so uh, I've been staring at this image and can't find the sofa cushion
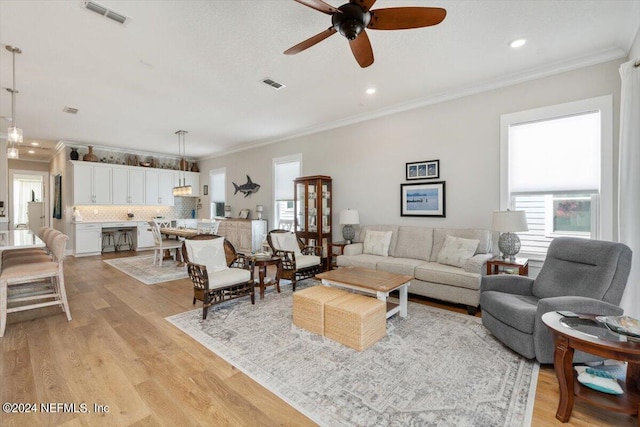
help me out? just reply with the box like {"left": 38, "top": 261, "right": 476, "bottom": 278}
{"left": 363, "top": 230, "right": 392, "bottom": 257}
{"left": 393, "top": 226, "right": 433, "bottom": 261}
{"left": 357, "top": 225, "right": 399, "bottom": 254}
{"left": 336, "top": 254, "right": 382, "bottom": 270}
{"left": 479, "top": 291, "right": 539, "bottom": 334}
{"left": 437, "top": 235, "right": 480, "bottom": 268}
{"left": 414, "top": 262, "right": 481, "bottom": 291}
{"left": 430, "top": 228, "right": 492, "bottom": 262}
{"left": 376, "top": 257, "right": 426, "bottom": 276}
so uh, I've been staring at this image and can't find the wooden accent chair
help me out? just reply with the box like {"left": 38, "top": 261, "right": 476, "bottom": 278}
{"left": 267, "top": 229, "right": 322, "bottom": 291}
{"left": 0, "top": 233, "right": 72, "bottom": 337}
{"left": 182, "top": 235, "right": 255, "bottom": 319}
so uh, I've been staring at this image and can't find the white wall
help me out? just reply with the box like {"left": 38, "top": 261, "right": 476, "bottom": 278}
{"left": 196, "top": 59, "right": 625, "bottom": 241}
{"left": 629, "top": 27, "right": 640, "bottom": 61}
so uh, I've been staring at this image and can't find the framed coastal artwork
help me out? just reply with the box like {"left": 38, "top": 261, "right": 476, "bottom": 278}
{"left": 400, "top": 181, "right": 446, "bottom": 217}
{"left": 406, "top": 159, "right": 439, "bottom": 180}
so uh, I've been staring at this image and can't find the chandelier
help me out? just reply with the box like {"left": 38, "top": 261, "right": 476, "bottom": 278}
{"left": 5, "top": 45, "right": 23, "bottom": 159}
{"left": 172, "top": 130, "right": 192, "bottom": 196}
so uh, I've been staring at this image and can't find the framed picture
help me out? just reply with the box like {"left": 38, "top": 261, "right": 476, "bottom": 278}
{"left": 400, "top": 181, "right": 446, "bottom": 217}
{"left": 203, "top": 185, "right": 208, "bottom": 196}
{"left": 238, "top": 209, "right": 250, "bottom": 219}
{"left": 406, "top": 159, "right": 439, "bottom": 180}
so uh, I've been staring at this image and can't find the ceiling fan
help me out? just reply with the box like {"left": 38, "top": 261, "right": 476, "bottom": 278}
{"left": 284, "top": 0, "right": 446, "bottom": 68}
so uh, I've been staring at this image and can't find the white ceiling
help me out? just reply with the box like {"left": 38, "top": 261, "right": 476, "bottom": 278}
{"left": 1, "top": 0, "right": 638, "bottom": 161}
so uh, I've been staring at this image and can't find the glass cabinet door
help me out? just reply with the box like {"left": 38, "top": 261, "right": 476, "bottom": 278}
{"left": 296, "top": 182, "right": 306, "bottom": 231}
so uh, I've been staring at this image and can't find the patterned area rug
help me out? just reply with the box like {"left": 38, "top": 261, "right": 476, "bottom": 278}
{"left": 104, "top": 255, "right": 188, "bottom": 285}
{"left": 167, "top": 280, "right": 539, "bottom": 426}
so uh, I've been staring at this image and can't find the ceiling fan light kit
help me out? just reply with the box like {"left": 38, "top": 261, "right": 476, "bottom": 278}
{"left": 285, "top": 0, "right": 446, "bottom": 68}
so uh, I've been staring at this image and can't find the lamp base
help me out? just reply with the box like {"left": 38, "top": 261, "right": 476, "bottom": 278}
{"left": 498, "top": 232, "right": 521, "bottom": 262}
{"left": 342, "top": 224, "right": 355, "bottom": 244}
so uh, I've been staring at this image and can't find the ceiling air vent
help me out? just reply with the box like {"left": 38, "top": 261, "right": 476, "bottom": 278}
{"left": 262, "top": 78, "right": 286, "bottom": 91}
{"left": 83, "top": 1, "right": 129, "bottom": 25}
{"left": 63, "top": 106, "right": 79, "bottom": 114}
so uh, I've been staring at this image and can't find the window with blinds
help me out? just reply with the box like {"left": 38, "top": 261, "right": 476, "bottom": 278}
{"left": 273, "top": 154, "right": 301, "bottom": 230}
{"left": 209, "top": 168, "right": 226, "bottom": 218}
{"left": 500, "top": 96, "right": 613, "bottom": 260}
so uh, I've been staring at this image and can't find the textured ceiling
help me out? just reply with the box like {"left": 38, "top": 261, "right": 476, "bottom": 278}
{"left": 0, "top": 0, "right": 638, "bottom": 160}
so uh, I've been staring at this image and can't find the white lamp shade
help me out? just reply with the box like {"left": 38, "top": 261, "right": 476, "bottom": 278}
{"left": 339, "top": 209, "right": 359, "bottom": 225}
{"left": 492, "top": 210, "right": 528, "bottom": 232}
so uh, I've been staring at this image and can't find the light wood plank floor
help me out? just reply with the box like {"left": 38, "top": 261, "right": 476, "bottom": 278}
{"left": 0, "top": 251, "right": 636, "bottom": 426}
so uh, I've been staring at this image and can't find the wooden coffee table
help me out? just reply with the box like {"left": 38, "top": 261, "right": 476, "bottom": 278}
{"left": 542, "top": 311, "right": 640, "bottom": 423}
{"left": 315, "top": 267, "right": 412, "bottom": 318}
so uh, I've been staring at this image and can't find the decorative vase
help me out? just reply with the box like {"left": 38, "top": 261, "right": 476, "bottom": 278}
{"left": 180, "top": 158, "right": 188, "bottom": 171}
{"left": 70, "top": 148, "right": 79, "bottom": 160}
{"left": 83, "top": 146, "right": 98, "bottom": 162}
{"left": 190, "top": 162, "right": 199, "bottom": 172}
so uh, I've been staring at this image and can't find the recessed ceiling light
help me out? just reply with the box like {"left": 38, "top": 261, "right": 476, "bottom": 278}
{"left": 509, "top": 38, "right": 527, "bottom": 48}
{"left": 28, "top": 150, "right": 35, "bottom": 154}
{"left": 31, "top": 141, "right": 39, "bottom": 146}
{"left": 366, "top": 87, "right": 376, "bottom": 95}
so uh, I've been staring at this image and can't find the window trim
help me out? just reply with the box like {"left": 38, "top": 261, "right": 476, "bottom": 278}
{"left": 500, "top": 95, "right": 613, "bottom": 258}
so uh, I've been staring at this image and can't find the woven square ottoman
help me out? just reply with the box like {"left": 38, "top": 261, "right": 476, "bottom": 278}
{"left": 324, "top": 293, "right": 386, "bottom": 351}
{"left": 293, "top": 285, "right": 348, "bottom": 335}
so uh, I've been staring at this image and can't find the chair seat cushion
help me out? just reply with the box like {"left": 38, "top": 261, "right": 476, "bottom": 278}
{"left": 208, "top": 268, "right": 251, "bottom": 290}
{"left": 296, "top": 255, "right": 321, "bottom": 269}
{"left": 160, "top": 239, "right": 183, "bottom": 248}
{"left": 480, "top": 291, "right": 539, "bottom": 334}
{"left": 1, "top": 261, "right": 59, "bottom": 282}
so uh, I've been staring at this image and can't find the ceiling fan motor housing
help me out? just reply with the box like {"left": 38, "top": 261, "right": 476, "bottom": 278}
{"left": 332, "top": 3, "right": 371, "bottom": 40}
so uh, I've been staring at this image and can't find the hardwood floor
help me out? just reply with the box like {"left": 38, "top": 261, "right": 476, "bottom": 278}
{"left": 1, "top": 252, "right": 636, "bottom": 426}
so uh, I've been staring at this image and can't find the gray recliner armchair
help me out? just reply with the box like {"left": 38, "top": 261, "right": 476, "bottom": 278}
{"left": 480, "top": 237, "right": 632, "bottom": 364}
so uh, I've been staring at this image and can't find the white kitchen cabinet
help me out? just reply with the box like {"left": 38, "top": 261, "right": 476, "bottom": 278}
{"left": 175, "top": 171, "right": 201, "bottom": 197}
{"left": 72, "top": 162, "right": 112, "bottom": 205}
{"left": 112, "top": 166, "right": 145, "bottom": 205}
{"left": 145, "top": 169, "right": 175, "bottom": 206}
{"left": 136, "top": 221, "right": 155, "bottom": 249}
{"left": 74, "top": 223, "right": 102, "bottom": 256}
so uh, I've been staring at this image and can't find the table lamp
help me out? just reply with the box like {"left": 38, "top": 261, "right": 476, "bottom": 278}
{"left": 492, "top": 210, "right": 528, "bottom": 261}
{"left": 256, "top": 205, "right": 264, "bottom": 220}
{"left": 339, "top": 209, "right": 359, "bottom": 244}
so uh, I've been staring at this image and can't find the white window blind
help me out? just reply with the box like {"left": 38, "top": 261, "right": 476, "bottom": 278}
{"left": 210, "top": 169, "right": 225, "bottom": 203}
{"left": 509, "top": 112, "right": 600, "bottom": 194}
{"left": 274, "top": 160, "right": 300, "bottom": 201}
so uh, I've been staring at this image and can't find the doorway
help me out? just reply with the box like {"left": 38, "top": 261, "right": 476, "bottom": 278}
{"left": 8, "top": 170, "right": 50, "bottom": 231}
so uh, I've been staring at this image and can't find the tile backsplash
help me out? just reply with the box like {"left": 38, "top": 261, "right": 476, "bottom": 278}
{"left": 74, "top": 197, "right": 198, "bottom": 221}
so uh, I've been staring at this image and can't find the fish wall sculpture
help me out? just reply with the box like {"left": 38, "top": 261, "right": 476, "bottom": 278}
{"left": 233, "top": 175, "right": 261, "bottom": 197}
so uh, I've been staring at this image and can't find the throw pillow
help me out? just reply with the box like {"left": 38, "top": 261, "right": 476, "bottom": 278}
{"left": 436, "top": 235, "right": 480, "bottom": 268}
{"left": 273, "top": 233, "right": 302, "bottom": 255}
{"left": 363, "top": 230, "right": 393, "bottom": 257}
{"left": 185, "top": 238, "right": 228, "bottom": 273}
{"left": 576, "top": 367, "right": 623, "bottom": 395}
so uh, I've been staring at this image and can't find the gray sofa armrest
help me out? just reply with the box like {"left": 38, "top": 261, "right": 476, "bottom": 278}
{"left": 343, "top": 243, "right": 363, "bottom": 256}
{"left": 463, "top": 253, "right": 494, "bottom": 274}
{"left": 480, "top": 274, "right": 534, "bottom": 296}
{"left": 536, "top": 296, "right": 624, "bottom": 317}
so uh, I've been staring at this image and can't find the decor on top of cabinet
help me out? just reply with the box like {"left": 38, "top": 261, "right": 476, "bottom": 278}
{"left": 233, "top": 175, "right": 261, "bottom": 197}
{"left": 70, "top": 148, "right": 79, "bottom": 160}
{"left": 190, "top": 162, "right": 199, "bottom": 172}
{"left": 83, "top": 146, "right": 98, "bottom": 162}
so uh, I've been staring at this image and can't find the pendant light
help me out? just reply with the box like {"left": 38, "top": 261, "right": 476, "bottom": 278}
{"left": 172, "top": 130, "right": 192, "bottom": 196}
{"left": 5, "top": 45, "right": 23, "bottom": 159}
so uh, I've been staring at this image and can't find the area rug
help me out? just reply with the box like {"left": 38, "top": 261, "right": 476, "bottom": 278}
{"left": 103, "top": 255, "right": 188, "bottom": 285}
{"left": 166, "top": 280, "right": 539, "bottom": 426}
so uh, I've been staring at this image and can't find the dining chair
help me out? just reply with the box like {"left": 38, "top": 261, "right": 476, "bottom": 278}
{"left": 148, "top": 221, "right": 183, "bottom": 266}
{"left": 1, "top": 228, "right": 60, "bottom": 266}
{"left": 0, "top": 233, "right": 72, "bottom": 337}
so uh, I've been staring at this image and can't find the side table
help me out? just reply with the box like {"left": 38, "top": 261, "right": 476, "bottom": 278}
{"left": 251, "top": 255, "right": 282, "bottom": 300}
{"left": 542, "top": 311, "right": 640, "bottom": 422}
{"left": 330, "top": 241, "right": 348, "bottom": 270}
{"left": 486, "top": 257, "right": 529, "bottom": 276}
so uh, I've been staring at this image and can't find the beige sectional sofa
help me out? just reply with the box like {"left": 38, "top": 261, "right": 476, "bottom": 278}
{"left": 336, "top": 225, "right": 493, "bottom": 314}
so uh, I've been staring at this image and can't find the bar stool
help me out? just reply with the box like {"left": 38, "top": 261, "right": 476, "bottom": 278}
{"left": 116, "top": 229, "right": 134, "bottom": 252}
{"left": 102, "top": 230, "right": 116, "bottom": 253}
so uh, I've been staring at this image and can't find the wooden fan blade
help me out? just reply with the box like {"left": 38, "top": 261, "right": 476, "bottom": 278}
{"left": 349, "top": 0, "right": 377, "bottom": 12}
{"left": 284, "top": 27, "right": 337, "bottom": 55}
{"left": 294, "top": 0, "right": 339, "bottom": 15}
{"left": 368, "top": 7, "right": 446, "bottom": 30}
{"left": 349, "top": 30, "right": 374, "bottom": 68}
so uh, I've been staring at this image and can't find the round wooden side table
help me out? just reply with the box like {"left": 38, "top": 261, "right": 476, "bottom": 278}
{"left": 541, "top": 311, "right": 640, "bottom": 423}
{"left": 251, "top": 255, "right": 282, "bottom": 300}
